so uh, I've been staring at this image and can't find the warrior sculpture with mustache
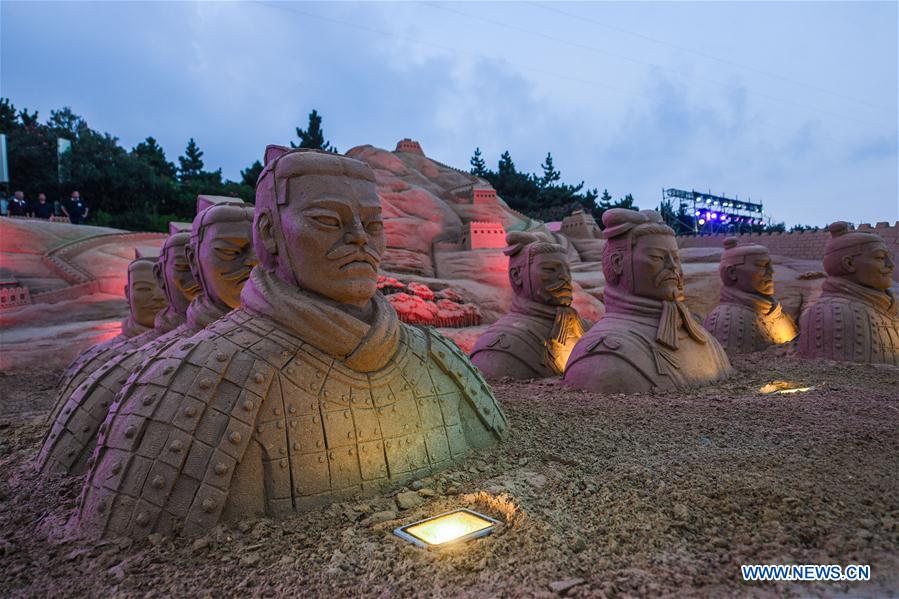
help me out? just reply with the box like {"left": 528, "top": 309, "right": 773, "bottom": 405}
{"left": 704, "top": 237, "right": 798, "bottom": 354}
{"left": 564, "top": 209, "right": 732, "bottom": 393}
{"left": 74, "top": 148, "right": 507, "bottom": 541}
{"left": 39, "top": 207, "right": 256, "bottom": 477}
{"left": 471, "top": 231, "right": 589, "bottom": 379}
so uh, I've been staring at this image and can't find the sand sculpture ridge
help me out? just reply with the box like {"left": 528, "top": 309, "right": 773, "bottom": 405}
{"left": 798, "top": 221, "right": 898, "bottom": 364}
{"left": 564, "top": 209, "right": 733, "bottom": 393}
{"left": 75, "top": 148, "right": 508, "bottom": 540}
{"left": 703, "top": 237, "right": 798, "bottom": 353}
{"left": 471, "top": 231, "right": 587, "bottom": 379}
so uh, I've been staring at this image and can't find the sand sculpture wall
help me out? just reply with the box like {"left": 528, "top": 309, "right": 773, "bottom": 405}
{"left": 676, "top": 222, "right": 899, "bottom": 281}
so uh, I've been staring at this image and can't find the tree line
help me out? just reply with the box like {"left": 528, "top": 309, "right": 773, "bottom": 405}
{"left": 469, "top": 147, "right": 638, "bottom": 223}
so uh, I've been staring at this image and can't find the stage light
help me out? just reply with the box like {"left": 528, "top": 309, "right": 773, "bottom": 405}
{"left": 394, "top": 509, "right": 500, "bottom": 549}
{"left": 695, "top": 210, "right": 701, "bottom": 216}
{"left": 698, "top": 218, "right": 706, "bottom": 225}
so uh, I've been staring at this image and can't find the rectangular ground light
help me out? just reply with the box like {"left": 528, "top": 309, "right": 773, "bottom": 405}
{"left": 394, "top": 508, "right": 500, "bottom": 549}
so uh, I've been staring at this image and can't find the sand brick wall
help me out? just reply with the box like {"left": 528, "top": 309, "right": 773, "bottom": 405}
{"left": 676, "top": 222, "right": 899, "bottom": 281}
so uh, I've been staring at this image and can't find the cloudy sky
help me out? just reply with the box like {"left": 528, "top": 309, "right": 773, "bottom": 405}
{"left": 2, "top": 1, "right": 897, "bottom": 226}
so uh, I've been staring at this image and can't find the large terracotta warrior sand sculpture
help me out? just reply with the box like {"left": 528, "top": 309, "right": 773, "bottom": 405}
{"left": 798, "top": 222, "right": 898, "bottom": 364}
{"left": 471, "top": 231, "right": 587, "bottom": 379}
{"left": 40, "top": 205, "right": 256, "bottom": 476}
{"left": 703, "top": 238, "right": 798, "bottom": 353}
{"left": 564, "top": 209, "right": 732, "bottom": 394}
{"left": 54, "top": 256, "right": 166, "bottom": 417}
{"left": 76, "top": 149, "right": 507, "bottom": 540}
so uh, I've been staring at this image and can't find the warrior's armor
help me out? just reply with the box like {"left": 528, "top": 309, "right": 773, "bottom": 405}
{"left": 52, "top": 257, "right": 164, "bottom": 425}
{"left": 472, "top": 306, "right": 586, "bottom": 378}
{"left": 798, "top": 278, "right": 899, "bottom": 364}
{"left": 704, "top": 287, "right": 798, "bottom": 353}
{"left": 566, "top": 286, "right": 732, "bottom": 392}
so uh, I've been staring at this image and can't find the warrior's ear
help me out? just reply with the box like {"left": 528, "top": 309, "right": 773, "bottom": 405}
{"left": 725, "top": 264, "right": 738, "bottom": 284}
{"left": 185, "top": 243, "right": 200, "bottom": 281}
{"left": 152, "top": 261, "right": 165, "bottom": 289}
{"left": 841, "top": 253, "right": 856, "bottom": 273}
{"left": 509, "top": 265, "right": 523, "bottom": 288}
{"left": 256, "top": 209, "right": 278, "bottom": 257}
{"left": 609, "top": 250, "right": 624, "bottom": 276}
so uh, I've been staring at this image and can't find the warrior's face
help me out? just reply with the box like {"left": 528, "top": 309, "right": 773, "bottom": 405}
{"left": 845, "top": 241, "right": 895, "bottom": 291}
{"left": 529, "top": 251, "right": 573, "bottom": 307}
{"left": 280, "top": 174, "right": 385, "bottom": 309}
{"left": 127, "top": 263, "right": 166, "bottom": 327}
{"left": 733, "top": 252, "right": 775, "bottom": 296}
{"left": 157, "top": 242, "right": 200, "bottom": 314}
{"left": 629, "top": 233, "right": 683, "bottom": 301}
{"left": 191, "top": 220, "right": 257, "bottom": 309}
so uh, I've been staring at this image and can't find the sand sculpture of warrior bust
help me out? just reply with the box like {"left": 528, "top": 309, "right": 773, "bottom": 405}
{"left": 703, "top": 238, "right": 798, "bottom": 353}
{"left": 76, "top": 148, "right": 508, "bottom": 540}
{"left": 54, "top": 256, "right": 167, "bottom": 419}
{"left": 40, "top": 205, "right": 256, "bottom": 477}
{"left": 564, "top": 209, "right": 732, "bottom": 394}
{"left": 471, "top": 231, "right": 587, "bottom": 379}
{"left": 798, "top": 222, "right": 898, "bottom": 364}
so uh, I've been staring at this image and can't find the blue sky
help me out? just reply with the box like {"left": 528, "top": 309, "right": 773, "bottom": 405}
{"left": 2, "top": 1, "right": 897, "bottom": 226}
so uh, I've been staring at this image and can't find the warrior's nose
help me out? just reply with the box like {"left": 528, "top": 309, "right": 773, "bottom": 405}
{"left": 344, "top": 223, "right": 367, "bottom": 246}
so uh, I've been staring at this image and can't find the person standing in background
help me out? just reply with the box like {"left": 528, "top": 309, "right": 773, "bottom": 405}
{"left": 62, "top": 190, "right": 88, "bottom": 224}
{"left": 33, "top": 193, "right": 54, "bottom": 219}
{"left": 8, "top": 190, "right": 29, "bottom": 216}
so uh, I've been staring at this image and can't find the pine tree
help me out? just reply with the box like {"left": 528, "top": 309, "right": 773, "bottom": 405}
{"left": 132, "top": 136, "right": 176, "bottom": 179}
{"left": 599, "top": 189, "right": 613, "bottom": 208}
{"left": 469, "top": 147, "right": 488, "bottom": 176}
{"left": 178, "top": 138, "right": 205, "bottom": 182}
{"left": 539, "top": 152, "right": 561, "bottom": 188}
{"left": 291, "top": 109, "right": 336, "bottom": 152}
{"left": 615, "top": 193, "right": 637, "bottom": 210}
{"left": 497, "top": 151, "right": 516, "bottom": 178}
{"left": 0, "top": 98, "right": 18, "bottom": 132}
{"left": 241, "top": 160, "right": 264, "bottom": 188}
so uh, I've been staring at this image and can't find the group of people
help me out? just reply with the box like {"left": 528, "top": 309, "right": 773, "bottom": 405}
{"left": 35, "top": 146, "right": 897, "bottom": 544}
{"left": 0, "top": 190, "right": 89, "bottom": 223}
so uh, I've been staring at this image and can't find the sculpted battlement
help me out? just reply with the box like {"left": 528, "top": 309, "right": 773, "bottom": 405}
{"left": 460, "top": 221, "right": 507, "bottom": 250}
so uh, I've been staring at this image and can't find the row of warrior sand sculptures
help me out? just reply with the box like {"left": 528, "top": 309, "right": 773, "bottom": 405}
{"left": 39, "top": 148, "right": 898, "bottom": 542}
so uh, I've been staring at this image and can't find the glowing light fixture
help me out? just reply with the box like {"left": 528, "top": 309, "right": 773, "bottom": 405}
{"left": 394, "top": 508, "right": 499, "bottom": 549}
{"left": 698, "top": 218, "right": 706, "bottom": 225}
{"left": 759, "top": 381, "right": 815, "bottom": 395}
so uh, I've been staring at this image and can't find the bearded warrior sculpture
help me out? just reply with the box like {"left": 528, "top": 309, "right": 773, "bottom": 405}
{"left": 75, "top": 149, "right": 507, "bottom": 540}
{"left": 471, "top": 231, "right": 587, "bottom": 379}
{"left": 54, "top": 256, "right": 166, "bottom": 419}
{"left": 40, "top": 205, "right": 255, "bottom": 476}
{"left": 703, "top": 238, "right": 798, "bottom": 353}
{"left": 564, "top": 209, "right": 732, "bottom": 394}
{"left": 798, "top": 222, "right": 898, "bottom": 364}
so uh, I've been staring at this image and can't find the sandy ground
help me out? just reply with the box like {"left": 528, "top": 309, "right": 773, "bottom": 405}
{"left": 1, "top": 349, "right": 897, "bottom": 598}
